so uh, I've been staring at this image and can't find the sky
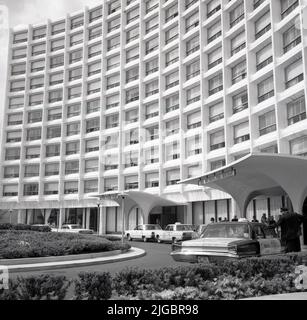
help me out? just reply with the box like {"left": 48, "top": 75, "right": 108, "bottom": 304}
{"left": 0, "top": 0, "right": 103, "bottom": 143}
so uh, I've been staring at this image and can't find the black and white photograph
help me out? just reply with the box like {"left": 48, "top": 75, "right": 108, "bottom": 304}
{"left": 0, "top": 0, "right": 307, "bottom": 309}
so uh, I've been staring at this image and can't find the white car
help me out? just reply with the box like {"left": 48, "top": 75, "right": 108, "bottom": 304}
{"left": 54, "top": 224, "right": 94, "bottom": 234}
{"left": 125, "top": 224, "right": 162, "bottom": 242}
{"left": 155, "top": 223, "right": 196, "bottom": 243}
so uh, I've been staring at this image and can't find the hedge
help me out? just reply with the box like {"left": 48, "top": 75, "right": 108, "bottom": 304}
{"left": 0, "top": 223, "right": 51, "bottom": 233}
{"left": 1, "top": 253, "right": 306, "bottom": 300}
{"left": 0, "top": 230, "right": 130, "bottom": 259}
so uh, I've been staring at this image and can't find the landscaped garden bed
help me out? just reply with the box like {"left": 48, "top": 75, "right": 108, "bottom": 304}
{"left": 1, "top": 253, "right": 306, "bottom": 300}
{"left": 0, "top": 230, "right": 130, "bottom": 259}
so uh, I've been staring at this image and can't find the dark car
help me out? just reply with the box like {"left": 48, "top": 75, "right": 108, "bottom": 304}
{"left": 171, "top": 222, "right": 282, "bottom": 263}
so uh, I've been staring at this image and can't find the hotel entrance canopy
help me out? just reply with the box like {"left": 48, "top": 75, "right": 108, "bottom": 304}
{"left": 180, "top": 153, "right": 307, "bottom": 216}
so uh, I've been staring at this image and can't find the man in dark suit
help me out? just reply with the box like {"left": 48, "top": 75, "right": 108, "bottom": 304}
{"left": 273, "top": 208, "right": 304, "bottom": 253}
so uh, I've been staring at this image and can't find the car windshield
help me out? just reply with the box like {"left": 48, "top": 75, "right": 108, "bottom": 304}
{"left": 176, "top": 225, "right": 194, "bottom": 231}
{"left": 145, "top": 225, "right": 162, "bottom": 230}
{"left": 70, "top": 225, "right": 81, "bottom": 229}
{"left": 201, "top": 223, "right": 250, "bottom": 239}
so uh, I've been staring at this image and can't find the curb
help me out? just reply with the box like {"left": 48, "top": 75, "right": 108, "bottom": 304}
{"left": 2, "top": 248, "right": 146, "bottom": 273}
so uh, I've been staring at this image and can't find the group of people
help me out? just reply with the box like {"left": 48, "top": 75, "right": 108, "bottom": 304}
{"left": 209, "top": 208, "right": 305, "bottom": 253}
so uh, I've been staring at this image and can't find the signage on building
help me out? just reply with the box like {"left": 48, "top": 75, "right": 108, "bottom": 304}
{"left": 202, "top": 167, "right": 236, "bottom": 184}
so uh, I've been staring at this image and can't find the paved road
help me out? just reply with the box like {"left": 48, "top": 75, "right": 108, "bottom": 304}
{"left": 10, "top": 241, "right": 190, "bottom": 280}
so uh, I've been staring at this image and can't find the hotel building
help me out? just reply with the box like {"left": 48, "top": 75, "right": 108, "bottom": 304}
{"left": 0, "top": 0, "right": 307, "bottom": 235}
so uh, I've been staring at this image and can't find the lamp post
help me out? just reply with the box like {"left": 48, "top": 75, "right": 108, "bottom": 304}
{"left": 9, "top": 209, "right": 13, "bottom": 224}
{"left": 119, "top": 193, "right": 126, "bottom": 245}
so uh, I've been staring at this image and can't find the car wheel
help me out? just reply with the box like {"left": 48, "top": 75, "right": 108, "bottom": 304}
{"left": 127, "top": 234, "right": 132, "bottom": 241}
{"left": 156, "top": 235, "right": 161, "bottom": 243}
{"left": 143, "top": 236, "right": 148, "bottom": 242}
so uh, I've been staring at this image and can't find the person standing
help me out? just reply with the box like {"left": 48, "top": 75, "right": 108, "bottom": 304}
{"left": 261, "top": 213, "right": 268, "bottom": 225}
{"left": 231, "top": 216, "right": 238, "bottom": 222}
{"left": 210, "top": 217, "right": 215, "bottom": 223}
{"left": 273, "top": 208, "right": 304, "bottom": 253}
{"left": 252, "top": 215, "right": 259, "bottom": 223}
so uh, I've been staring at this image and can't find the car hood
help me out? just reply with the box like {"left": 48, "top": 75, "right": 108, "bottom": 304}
{"left": 181, "top": 237, "right": 247, "bottom": 248}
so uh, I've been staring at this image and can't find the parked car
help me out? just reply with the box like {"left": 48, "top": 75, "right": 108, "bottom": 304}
{"left": 125, "top": 224, "right": 162, "bottom": 242}
{"left": 155, "top": 223, "right": 197, "bottom": 243}
{"left": 171, "top": 222, "right": 282, "bottom": 263}
{"left": 53, "top": 224, "right": 94, "bottom": 234}
{"left": 195, "top": 224, "right": 207, "bottom": 238}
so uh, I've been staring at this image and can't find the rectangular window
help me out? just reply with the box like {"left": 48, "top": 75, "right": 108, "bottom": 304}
{"left": 145, "top": 172, "right": 159, "bottom": 188}
{"left": 231, "top": 31, "right": 246, "bottom": 56}
{"left": 86, "top": 118, "right": 100, "bottom": 133}
{"left": 285, "top": 58, "right": 304, "bottom": 89}
{"left": 89, "top": 7, "right": 102, "bottom": 22}
{"left": 165, "top": 118, "right": 179, "bottom": 135}
{"left": 146, "top": 125, "right": 159, "bottom": 141}
{"left": 108, "top": 17, "right": 120, "bottom": 33}
{"left": 230, "top": 2, "right": 244, "bottom": 28}
{"left": 233, "top": 91, "right": 248, "bottom": 114}
{"left": 166, "top": 169, "right": 180, "bottom": 186}
{"left": 10, "top": 80, "right": 25, "bottom": 92}
{"left": 146, "top": 80, "right": 159, "bottom": 97}
{"left": 45, "top": 163, "right": 60, "bottom": 177}
{"left": 47, "top": 126, "right": 61, "bottom": 139}
{"left": 86, "top": 139, "right": 99, "bottom": 153}
{"left": 290, "top": 136, "right": 307, "bottom": 156}
{"left": 124, "top": 151, "right": 138, "bottom": 168}
{"left": 68, "top": 85, "right": 82, "bottom": 99}
{"left": 165, "top": 25, "right": 178, "bottom": 44}
{"left": 186, "top": 135, "right": 202, "bottom": 156}
{"left": 88, "top": 26, "right": 102, "bottom": 40}
{"left": 85, "top": 159, "right": 99, "bottom": 173}
{"left": 88, "top": 61, "right": 101, "bottom": 77}
{"left": 9, "top": 96, "right": 24, "bottom": 109}
{"left": 259, "top": 110, "right": 276, "bottom": 136}
{"left": 70, "top": 32, "right": 83, "bottom": 46}
{"left": 255, "top": 11, "right": 271, "bottom": 40}
{"left": 187, "top": 111, "right": 201, "bottom": 129}
{"left": 208, "top": 21, "right": 221, "bottom": 43}
{"left": 166, "top": 47, "right": 179, "bottom": 67}
{"left": 29, "top": 93, "right": 43, "bottom": 106}
{"left": 185, "top": 11, "right": 199, "bottom": 33}
{"left": 64, "top": 181, "right": 78, "bottom": 194}
{"left": 146, "top": 15, "right": 158, "bottom": 33}
{"left": 27, "top": 127, "right": 41, "bottom": 141}
{"left": 66, "top": 141, "right": 80, "bottom": 155}
{"left": 207, "top": 0, "right": 221, "bottom": 18}
{"left": 88, "top": 81, "right": 100, "bottom": 95}
{"left": 234, "top": 121, "right": 250, "bottom": 144}
{"left": 69, "top": 67, "right": 82, "bottom": 81}
{"left": 32, "top": 43, "right": 46, "bottom": 56}
{"left": 186, "top": 36, "right": 199, "bottom": 56}
{"left": 208, "top": 46, "right": 222, "bottom": 69}
{"left": 146, "top": 59, "right": 159, "bottom": 75}
{"left": 256, "top": 44, "right": 273, "bottom": 71}
{"left": 66, "top": 122, "right": 80, "bottom": 136}
{"left": 126, "top": 67, "right": 139, "bottom": 84}
{"left": 30, "top": 76, "right": 44, "bottom": 89}
{"left": 70, "top": 49, "right": 83, "bottom": 63}
{"left": 51, "top": 21, "right": 65, "bottom": 35}
{"left": 165, "top": 71, "right": 179, "bottom": 89}
{"left": 3, "top": 185, "right": 18, "bottom": 197}
{"left": 187, "top": 85, "right": 200, "bottom": 105}
{"left": 12, "top": 47, "right": 27, "bottom": 59}
{"left": 6, "top": 131, "right": 22, "bottom": 143}
{"left": 104, "top": 154, "right": 118, "bottom": 170}
{"left": 210, "top": 130, "right": 225, "bottom": 150}
{"left": 50, "top": 55, "right": 64, "bottom": 68}
{"left": 49, "top": 72, "right": 63, "bottom": 86}
{"left": 106, "top": 114, "right": 119, "bottom": 129}
{"left": 209, "top": 102, "right": 224, "bottom": 123}
{"left": 287, "top": 96, "right": 306, "bottom": 126}
{"left": 146, "top": 102, "right": 159, "bottom": 119}
{"left": 232, "top": 60, "right": 246, "bottom": 84}
{"left": 67, "top": 104, "right": 81, "bottom": 118}
{"left": 31, "top": 59, "right": 45, "bottom": 72}
{"left": 166, "top": 94, "right": 179, "bottom": 112}
{"left": 283, "top": 25, "right": 301, "bottom": 54}
{"left": 108, "top": 0, "right": 120, "bottom": 14}
{"left": 24, "top": 183, "right": 39, "bottom": 196}
{"left": 187, "top": 165, "right": 201, "bottom": 179}
{"left": 144, "top": 146, "right": 159, "bottom": 164}
{"left": 107, "top": 74, "right": 120, "bottom": 89}
{"left": 125, "top": 109, "right": 138, "bottom": 124}
{"left": 165, "top": 4, "right": 178, "bottom": 23}
{"left": 44, "top": 183, "right": 59, "bottom": 195}
{"left": 107, "top": 55, "right": 120, "bottom": 71}
{"left": 11, "top": 63, "right": 26, "bottom": 76}
{"left": 281, "top": 0, "right": 299, "bottom": 19}
{"left": 146, "top": 37, "right": 158, "bottom": 54}
{"left": 146, "top": 0, "right": 159, "bottom": 14}
{"left": 84, "top": 180, "right": 98, "bottom": 193}
{"left": 26, "top": 146, "right": 40, "bottom": 159}
{"left": 71, "top": 15, "right": 84, "bottom": 29}
{"left": 8, "top": 113, "right": 23, "bottom": 126}
{"left": 209, "top": 74, "right": 223, "bottom": 95}
{"left": 65, "top": 161, "right": 79, "bottom": 175}
{"left": 108, "top": 36, "right": 120, "bottom": 51}
{"left": 24, "top": 165, "right": 39, "bottom": 178}
{"left": 127, "top": 27, "right": 139, "bottom": 44}
{"left": 106, "top": 94, "right": 119, "bottom": 109}
{"left": 4, "top": 166, "right": 19, "bottom": 179}
{"left": 87, "top": 99, "right": 100, "bottom": 114}
{"left": 49, "top": 89, "right": 63, "bottom": 103}
{"left": 186, "top": 60, "right": 200, "bottom": 80}
{"left": 126, "top": 46, "right": 139, "bottom": 63}
{"left": 125, "top": 175, "right": 139, "bottom": 190}
{"left": 5, "top": 148, "right": 20, "bottom": 160}
{"left": 46, "top": 144, "right": 60, "bottom": 157}
{"left": 211, "top": 159, "right": 226, "bottom": 171}
{"left": 13, "top": 32, "right": 28, "bottom": 44}
{"left": 126, "top": 87, "right": 139, "bottom": 103}
{"left": 51, "top": 38, "right": 65, "bottom": 51}
{"left": 104, "top": 178, "right": 118, "bottom": 192}
{"left": 258, "top": 76, "right": 274, "bottom": 102}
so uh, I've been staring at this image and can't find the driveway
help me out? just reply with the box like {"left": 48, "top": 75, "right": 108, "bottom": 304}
{"left": 9, "top": 240, "right": 190, "bottom": 280}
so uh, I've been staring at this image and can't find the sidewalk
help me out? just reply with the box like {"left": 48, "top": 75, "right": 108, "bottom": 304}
{"left": 242, "top": 292, "right": 307, "bottom": 300}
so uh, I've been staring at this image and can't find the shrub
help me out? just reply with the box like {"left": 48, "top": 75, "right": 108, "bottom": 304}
{"left": 0, "top": 223, "right": 51, "bottom": 233}
{"left": 0, "top": 275, "right": 69, "bottom": 300}
{"left": 0, "top": 231, "right": 131, "bottom": 259}
{"left": 74, "top": 272, "right": 112, "bottom": 300}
